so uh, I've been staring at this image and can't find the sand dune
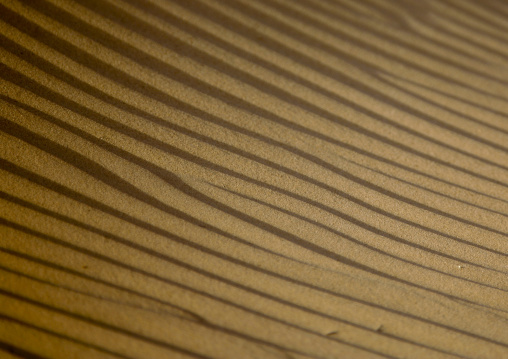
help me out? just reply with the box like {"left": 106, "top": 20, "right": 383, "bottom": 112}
{"left": 1, "top": 0, "right": 508, "bottom": 357}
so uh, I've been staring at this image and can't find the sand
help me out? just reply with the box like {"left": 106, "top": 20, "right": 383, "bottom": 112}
{"left": 0, "top": 0, "right": 507, "bottom": 357}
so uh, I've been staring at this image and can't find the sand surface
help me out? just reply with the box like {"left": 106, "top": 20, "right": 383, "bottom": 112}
{"left": 1, "top": 0, "right": 508, "bottom": 358}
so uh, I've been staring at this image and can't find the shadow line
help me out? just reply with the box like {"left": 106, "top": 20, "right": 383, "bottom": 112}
{"left": 0, "top": 339, "right": 49, "bottom": 359}
{"left": 0, "top": 217, "right": 407, "bottom": 357}
{"left": 2, "top": 77, "right": 507, "bottom": 252}
{"left": 2, "top": 118, "right": 507, "bottom": 317}
{"left": 0, "top": 219, "right": 489, "bottom": 356}
{"left": 79, "top": 0, "right": 508, "bottom": 169}
{"left": 0, "top": 263, "right": 319, "bottom": 359}
{"left": 0, "top": 289, "right": 211, "bottom": 359}
{"left": 9, "top": 0, "right": 508, "bottom": 183}
{"left": 0, "top": 313, "right": 132, "bottom": 359}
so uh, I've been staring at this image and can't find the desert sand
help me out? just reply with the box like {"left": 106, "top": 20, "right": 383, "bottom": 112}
{"left": 1, "top": 0, "right": 508, "bottom": 358}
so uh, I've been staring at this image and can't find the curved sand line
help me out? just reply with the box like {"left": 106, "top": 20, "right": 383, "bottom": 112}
{"left": 0, "top": 0, "right": 507, "bottom": 358}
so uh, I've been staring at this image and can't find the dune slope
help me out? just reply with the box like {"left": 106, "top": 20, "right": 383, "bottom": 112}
{"left": 1, "top": 0, "right": 508, "bottom": 358}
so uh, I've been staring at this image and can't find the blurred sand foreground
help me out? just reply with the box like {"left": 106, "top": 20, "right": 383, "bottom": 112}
{"left": 1, "top": 0, "right": 508, "bottom": 358}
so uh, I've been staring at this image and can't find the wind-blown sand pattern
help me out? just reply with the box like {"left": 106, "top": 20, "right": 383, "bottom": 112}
{"left": 1, "top": 0, "right": 508, "bottom": 357}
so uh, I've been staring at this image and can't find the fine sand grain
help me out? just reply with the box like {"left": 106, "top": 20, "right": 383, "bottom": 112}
{"left": 1, "top": 0, "right": 508, "bottom": 358}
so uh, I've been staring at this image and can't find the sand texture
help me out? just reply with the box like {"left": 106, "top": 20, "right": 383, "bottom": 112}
{"left": 1, "top": 0, "right": 508, "bottom": 357}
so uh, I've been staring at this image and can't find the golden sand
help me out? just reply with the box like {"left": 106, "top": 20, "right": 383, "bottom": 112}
{"left": 1, "top": 0, "right": 507, "bottom": 357}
